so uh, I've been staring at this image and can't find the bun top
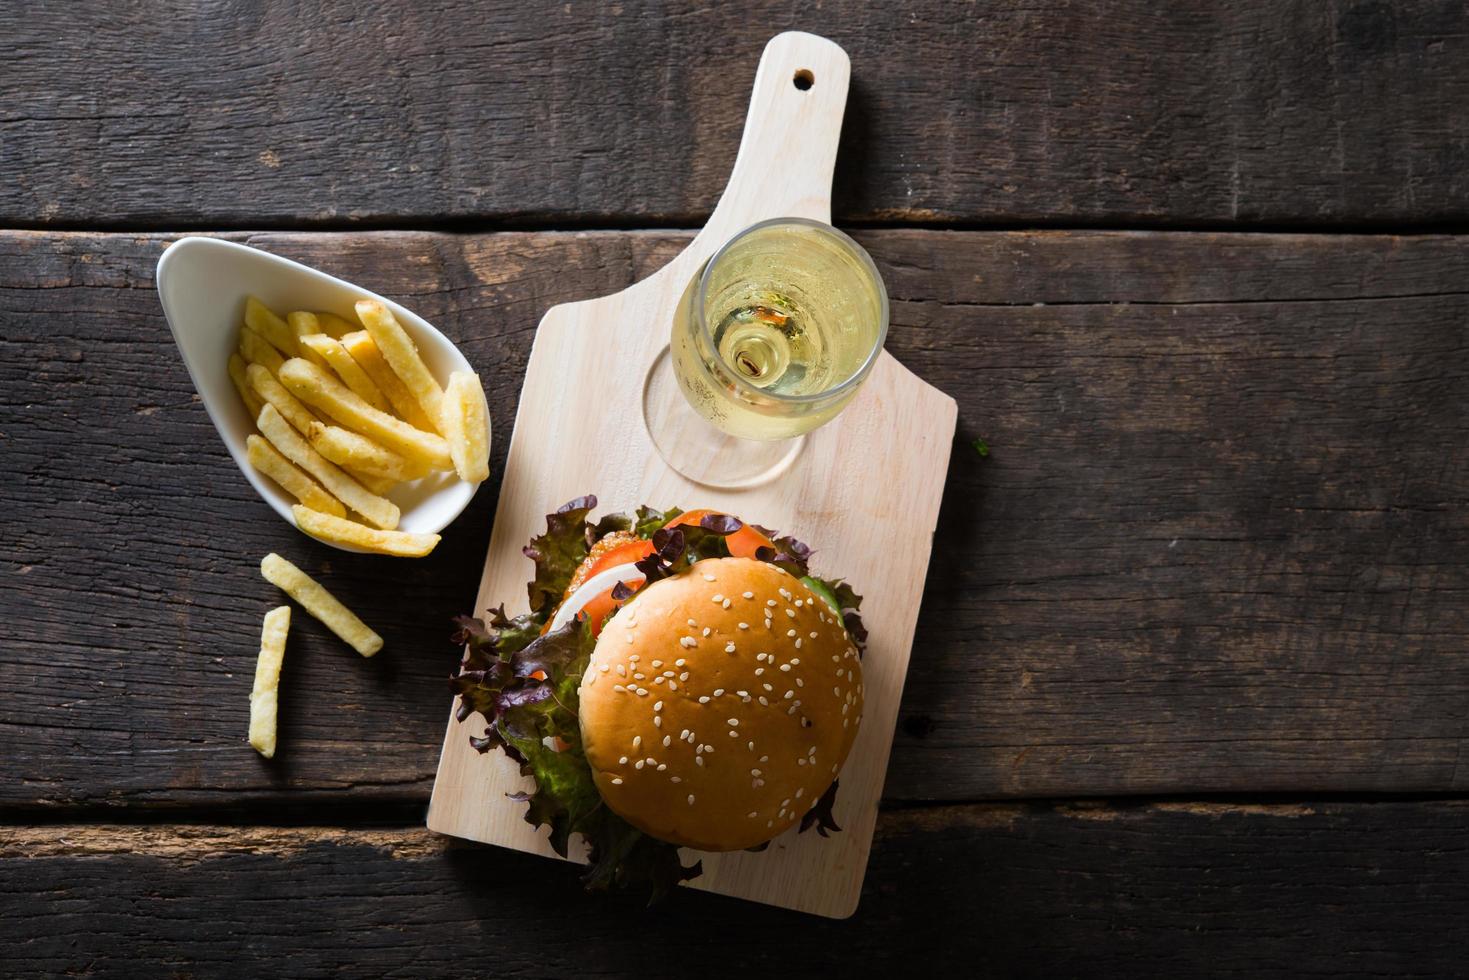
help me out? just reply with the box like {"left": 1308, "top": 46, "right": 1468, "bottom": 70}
{"left": 577, "top": 557, "right": 864, "bottom": 851}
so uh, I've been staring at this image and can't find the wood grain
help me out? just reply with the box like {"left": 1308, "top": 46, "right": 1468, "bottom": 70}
{"left": 2, "top": 229, "right": 1466, "bottom": 811}
{"left": 5, "top": 2, "right": 1468, "bottom": 228}
{"left": 4, "top": 802, "right": 1466, "bottom": 977}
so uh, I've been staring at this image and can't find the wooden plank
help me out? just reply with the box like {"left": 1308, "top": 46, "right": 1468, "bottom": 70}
{"left": 2, "top": 230, "right": 1467, "bottom": 810}
{"left": 5, "top": 2, "right": 1468, "bottom": 228}
{"left": 3, "top": 802, "right": 1465, "bottom": 975}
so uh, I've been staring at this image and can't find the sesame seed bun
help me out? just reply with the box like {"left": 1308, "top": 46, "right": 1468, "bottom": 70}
{"left": 578, "top": 556, "right": 864, "bottom": 852}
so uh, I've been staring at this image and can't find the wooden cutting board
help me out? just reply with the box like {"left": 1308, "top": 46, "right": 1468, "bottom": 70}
{"left": 428, "top": 31, "right": 957, "bottom": 919}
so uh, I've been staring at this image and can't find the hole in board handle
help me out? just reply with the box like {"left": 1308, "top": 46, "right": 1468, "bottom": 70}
{"left": 793, "top": 68, "right": 814, "bottom": 91}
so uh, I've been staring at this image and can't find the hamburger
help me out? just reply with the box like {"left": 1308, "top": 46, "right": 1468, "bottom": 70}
{"left": 450, "top": 495, "right": 867, "bottom": 897}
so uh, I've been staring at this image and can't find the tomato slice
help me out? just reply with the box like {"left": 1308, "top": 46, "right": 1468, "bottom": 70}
{"left": 577, "top": 584, "right": 627, "bottom": 638}
{"left": 666, "top": 509, "right": 775, "bottom": 559}
{"left": 579, "top": 538, "right": 656, "bottom": 586}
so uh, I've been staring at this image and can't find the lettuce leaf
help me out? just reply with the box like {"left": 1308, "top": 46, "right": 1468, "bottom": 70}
{"left": 523, "top": 495, "right": 600, "bottom": 614}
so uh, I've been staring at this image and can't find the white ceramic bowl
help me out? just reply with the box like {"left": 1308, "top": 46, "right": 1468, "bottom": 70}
{"left": 156, "top": 236, "right": 483, "bottom": 551}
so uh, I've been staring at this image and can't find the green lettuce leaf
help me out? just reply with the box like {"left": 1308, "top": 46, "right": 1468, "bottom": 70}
{"left": 523, "top": 495, "right": 600, "bottom": 614}
{"left": 633, "top": 504, "right": 683, "bottom": 538}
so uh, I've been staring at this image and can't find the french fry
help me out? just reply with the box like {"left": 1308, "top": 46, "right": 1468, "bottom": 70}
{"left": 293, "top": 505, "right": 440, "bottom": 558}
{"left": 247, "top": 363, "right": 320, "bottom": 438}
{"left": 239, "top": 325, "right": 286, "bottom": 374}
{"left": 228, "top": 353, "right": 265, "bottom": 417}
{"left": 355, "top": 299, "right": 445, "bottom": 431}
{"left": 442, "top": 370, "right": 491, "bottom": 483}
{"left": 260, "top": 553, "right": 383, "bottom": 657}
{"left": 244, "top": 296, "right": 297, "bottom": 356}
{"left": 308, "top": 420, "right": 426, "bottom": 482}
{"left": 249, "top": 605, "right": 291, "bottom": 758}
{"left": 339, "top": 330, "right": 438, "bottom": 432}
{"left": 277, "top": 358, "right": 454, "bottom": 471}
{"left": 256, "top": 403, "right": 401, "bottom": 530}
{"left": 287, "top": 312, "right": 333, "bottom": 370}
{"left": 348, "top": 469, "right": 397, "bottom": 496}
{"left": 315, "top": 311, "right": 358, "bottom": 339}
{"left": 246, "top": 434, "right": 346, "bottom": 517}
{"left": 299, "top": 333, "right": 393, "bottom": 414}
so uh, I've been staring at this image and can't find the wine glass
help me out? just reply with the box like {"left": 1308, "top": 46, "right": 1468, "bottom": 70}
{"left": 643, "top": 217, "right": 889, "bottom": 488}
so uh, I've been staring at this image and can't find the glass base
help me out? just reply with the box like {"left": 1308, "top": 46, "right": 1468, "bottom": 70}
{"left": 642, "top": 346, "right": 804, "bottom": 489}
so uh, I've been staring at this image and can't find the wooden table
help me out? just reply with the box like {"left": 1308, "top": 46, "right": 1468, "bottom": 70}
{"left": 3, "top": 3, "right": 1467, "bottom": 976}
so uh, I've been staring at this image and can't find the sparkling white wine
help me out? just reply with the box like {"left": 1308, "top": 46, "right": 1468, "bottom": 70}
{"left": 671, "top": 219, "right": 887, "bottom": 441}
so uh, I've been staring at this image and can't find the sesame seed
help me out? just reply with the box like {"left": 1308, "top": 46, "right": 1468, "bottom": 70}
{"left": 586, "top": 674, "right": 597, "bottom": 687}
{"left": 680, "top": 729, "right": 689, "bottom": 739}
{"left": 616, "top": 664, "right": 627, "bottom": 677}
{"left": 701, "top": 627, "right": 711, "bottom": 637}
{"left": 713, "top": 688, "right": 725, "bottom": 696}
{"left": 611, "top": 777, "right": 623, "bottom": 785}
{"left": 738, "top": 622, "right": 749, "bottom": 630}
{"left": 795, "top": 639, "right": 802, "bottom": 649}
{"left": 613, "top": 684, "right": 626, "bottom": 693}
{"left": 780, "top": 663, "right": 792, "bottom": 672}
{"left": 729, "top": 730, "right": 738, "bottom": 737}
{"left": 768, "top": 819, "right": 774, "bottom": 828}
{"left": 671, "top": 775, "right": 682, "bottom": 783}
{"left": 662, "top": 670, "right": 675, "bottom": 678}
{"left": 787, "top": 629, "right": 797, "bottom": 637}
{"left": 626, "top": 635, "right": 634, "bottom": 644}
{"left": 795, "top": 788, "right": 804, "bottom": 799}
{"left": 764, "top": 619, "right": 773, "bottom": 629}
{"left": 653, "top": 676, "right": 665, "bottom": 685}
{"left": 784, "top": 690, "right": 794, "bottom": 699}
{"left": 633, "top": 736, "right": 642, "bottom": 748}
{"left": 688, "top": 794, "right": 696, "bottom": 806}
{"left": 725, "top": 642, "right": 736, "bottom": 653}
{"left": 712, "top": 594, "right": 724, "bottom": 602}
{"left": 791, "top": 658, "right": 801, "bottom": 665}
{"left": 598, "top": 664, "right": 609, "bottom": 673}
{"left": 696, "top": 744, "right": 704, "bottom": 754}
{"left": 834, "top": 686, "right": 841, "bottom": 696}
{"left": 743, "top": 591, "right": 754, "bottom": 599}
{"left": 634, "top": 673, "right": 646, "bottom": 680}
{"left": 629, "top": 655, "right": 640, "bottom": 662}
{"left": 680, "top": 637, "right": 696, "bottom": 648}
{"left": 698, "top": 696, "right": 710, "bottom": 704}
{"left": 748, "top": 811, "right": 758, "bottom": 818}
{"left": 695, "top": 756, "right": 705, "bottom": 766}
{"left": 669, "top": 681, "right": 679, "bottom": 691}
{"left": 686, "top": 619, "right": 696, "bottom": 627}
{"left": 748, "top": 741, "right": 755, "bottom": 751}
{"left": 661, "top": 734, "right": 671, "bottom": 746}
{"left": 679, "top": 672, "right": 689, "bottom": 681}
{"left": 787, "top": 706, "right": 797, "bottom": 715}
{"left": 675, "top": 659, "right": 686, "bottom": 667}
{"left": 619, "top": 756, "right": 628, "bottom": 764}
{"left": 796, "top": 678, "right": 804, "bottom": 687}
{"left": 767, "top": 599, "right": 777, "bottom": 607}
{"left": 653, "top": 716, "right": 662, "bottom": 728}
{"left": 785, "top": 608, "right": 796, "bottom": 619}
{"left": 795, "top": 599, "right": 804, "bottom": 607}
{"left": 727, "top": 718, "right": 739, "bottom": 726}
{"left": 736, "top": 690, "right": 749, "bottom": 697}
{"left": 758, "top": 696, "right": 768, "bottom": 705}
{"left": 657, "top": 763, "right": 667, "bottom": 771}
{"left": 751, "top": 768, "right": 762, "bottom": 777}
{"left": 654, "top": 700, "right": 664, "bottom": 711}
{"left": 755, "top": 668, "right": 765, "bottom": 676}
{"left": 797, "top": 757, "right": 807, "bottom": 766}
{"left": 781, "top": 797, "right": 790, "bottom": 807}
{"left": 651, "top": 660, "right": 663, "bottom": 668}
{"left": 703, "top": 574, "right": 716, "bottom": 582}
{"left": 779, "top": 588, "right": 791, "bottom": 599}
{"left": 635, "top": 760, "right": 645, "bottom": 770}
{"left": 723, "top": 599, "right": 732, "bottom": 608}
{"left": 762, "top": 683, "right": 773, "bottom": 692}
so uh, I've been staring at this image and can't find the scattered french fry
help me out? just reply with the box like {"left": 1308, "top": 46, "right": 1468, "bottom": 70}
{"left": 315, "top": 311, "right": 358, "bottom": 339}
{"left": 339, "top": 330, "right": 438, "bottom": 432}
{"left": 228, "top": 353, "right": 265, "bottom": 417}
{"left": 245, "top": 296, "right": 298, "bottom": 356}
{"left": 293, "top": 504, "right": 440, "bottom": 558}
{"left": 257, "top": 403, "right": 401, "bottom": 530}
{"left": 308, "top": 420, "right": 426, "bottom": 482}
{"left": 442, "top": 370, "right": 491, "bottom": 483}
{"left": 277, "top": 358, "right": 454, "bottom": 471}
{"left": 260, "top": 553, "right": 383, "bottom": 657}
{"left": 355, "top": 299, "right": 445, "bottom": 431}
{"left": 249, "top": 605, "right": 291, "bottom": 758}
{"left": 287, "top": 312, "right": 333, "bottom": 370}
{"left": 247, "top": 363, "right": 320, "bottom": 439}
{"left": 246, "top": 434, "right": 346, "bottom": 517}
{"left": 299, "top": 333, "right": 393, "bottom": 414}
{"left": 238, "top": 325, "right": 286, "bottom": 374}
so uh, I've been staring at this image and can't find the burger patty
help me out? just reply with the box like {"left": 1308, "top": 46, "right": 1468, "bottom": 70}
{"left": 562, "top": 530, "right": 640, "bottom": 600}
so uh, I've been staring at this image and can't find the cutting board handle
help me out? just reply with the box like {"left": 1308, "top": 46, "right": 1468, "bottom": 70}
{"left": 699, "top": 32, "right": 851, "bottom": 245}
